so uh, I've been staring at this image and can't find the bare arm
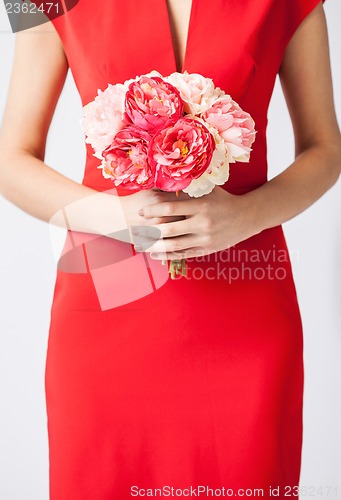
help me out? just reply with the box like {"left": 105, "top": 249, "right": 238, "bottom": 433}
{"left": 245, "top": 1, "right": 341, "bottom": 233}
{"left": 0, "top": 24, "right": 102, "bottom": 229}
{"left": 0, "top": 23, "right": 180, "bottom": 238}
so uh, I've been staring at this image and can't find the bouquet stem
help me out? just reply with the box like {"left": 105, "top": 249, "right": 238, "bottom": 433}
{"left": 162, "top": 258, "right": 187, "bottom": 279}
{"left": 158, "top": 189, "right": 185, "bottom": 278}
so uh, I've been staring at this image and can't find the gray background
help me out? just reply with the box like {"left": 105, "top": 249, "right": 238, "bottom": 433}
{"left": 0, "top": 1, "right": 340, "bottom": 498}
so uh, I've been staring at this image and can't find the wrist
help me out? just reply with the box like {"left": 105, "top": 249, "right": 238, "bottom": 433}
{"left": 100, "top": 191, "right": 128, "bottom": 237}
{"left": 238, "top": 188, "right": 267, "bottom": 239}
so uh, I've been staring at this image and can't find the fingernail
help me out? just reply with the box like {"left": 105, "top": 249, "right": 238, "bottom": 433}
{"left": 135, "top": 245, "right": 143, "bottom": 252}
{"left": 131, "top": 227, "right": 139, "bottom": 235}
{"left": 150, "top": 253, "right": 159, "bottom": 259}
{"left": 138, "top": 208, "right": 144, "bottom": 217}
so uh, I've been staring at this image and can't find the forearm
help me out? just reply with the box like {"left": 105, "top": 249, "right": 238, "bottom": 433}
{"left": 0, "top": 149, "right": 127, "bottom": 236}
{"left": 245, "top": 143, "right": 341, "bottom": 234}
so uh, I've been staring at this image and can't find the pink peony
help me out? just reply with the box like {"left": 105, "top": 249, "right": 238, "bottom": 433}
{"left": 101, "top": 126, "right": 155, "bottom": 189}
{"left": 202, "top": 97, "right": 256, "bottom": 162}
{"left": 148, "top": 116, "right": 215, "bottom": 191}
{"left": 124, "top": 75, "right": 185, "bottom": 132}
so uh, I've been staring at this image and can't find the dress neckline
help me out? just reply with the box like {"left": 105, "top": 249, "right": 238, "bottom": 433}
{"left": 163, "top": 0, "right": 195, "bottom": 74}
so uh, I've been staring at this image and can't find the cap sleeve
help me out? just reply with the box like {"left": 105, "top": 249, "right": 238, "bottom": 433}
{"left": 283, "top": 0, "right": 326, "bottom": 50}
{"left": 274, "top": 0, "right": 326, "bottom": 73}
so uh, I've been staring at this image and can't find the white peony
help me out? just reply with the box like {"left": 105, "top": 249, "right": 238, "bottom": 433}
{"left": 80, "top": 83, "right": 128, "bottom": 155}
{"left": 165, "top": 71, "right": 225, "bottom": 115}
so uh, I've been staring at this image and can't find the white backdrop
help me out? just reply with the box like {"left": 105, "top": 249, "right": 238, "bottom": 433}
{"left": 0, "top": 1, "right": 340, "bottom": 499}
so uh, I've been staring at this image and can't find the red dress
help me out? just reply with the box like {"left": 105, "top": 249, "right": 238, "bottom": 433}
{"left": 46, "top": 1, "right": 325, "bottom": 498}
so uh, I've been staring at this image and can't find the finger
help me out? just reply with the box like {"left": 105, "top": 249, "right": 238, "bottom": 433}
{"left": 132, "top": 218, "right": 193, "bottom": 240}
{"left": 131, "top": 227, "right": 160, "bottom": 243}
{"left": 149, "top": 246, "right": 209, "bottom": 260}
{"left": 135, "top": 235, "right": 196, "bottom": 255}
{"left": 140, "top": 200, "right": 198, "bottom": 218}
{"left": 131, "top": 236, "right": 158, "bottom": 252}
{"left": 137, "top": 215, "right": 184, "bottom": 226}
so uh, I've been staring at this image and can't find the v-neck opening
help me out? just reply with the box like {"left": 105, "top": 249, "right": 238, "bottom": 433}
{"left": 164, "top": 0, "right": 195, "bottom": 74}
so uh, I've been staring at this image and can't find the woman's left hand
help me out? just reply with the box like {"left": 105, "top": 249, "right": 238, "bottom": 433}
{"left": 132, "top": 186, "right": 261, "bottom": 260}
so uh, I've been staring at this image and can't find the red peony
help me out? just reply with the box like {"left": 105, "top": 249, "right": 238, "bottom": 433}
{"left": 102, "top": 126, "right": 155, "bottom": 189}
{"left": 148, "top": 116, "right": 215, "bottom": 191}
{"left": 124, "top": 75, "right": 185, "bottom": 133}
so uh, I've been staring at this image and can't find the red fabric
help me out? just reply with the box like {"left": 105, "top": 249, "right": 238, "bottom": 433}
{"left": 46, "top": 1, "right": 325, "bottom": 498}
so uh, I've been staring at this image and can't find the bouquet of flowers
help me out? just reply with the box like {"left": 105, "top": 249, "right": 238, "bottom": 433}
{"left": 81, "top": 70, "right": 256, "bottom": 278}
